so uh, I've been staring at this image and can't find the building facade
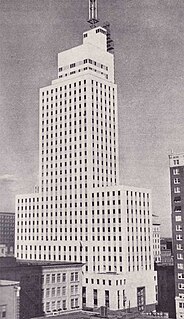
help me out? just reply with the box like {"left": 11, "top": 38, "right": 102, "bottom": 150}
{"left": 0, "top": 212, "right": 15, "bottom": 255}
{"left": 152, "top": 215, "right": 161, "bottom": 263}
{"left": 0, "top": 279, "right": 20, "bottom": 319}
{"left": 15, "top": 23, "right": 157, "bottom": 310}
{"left": 155, "top": 263, "right": 175, "bottom": 318}
{"left": 0, "top": 257, "right": 82, "bottom": 318}
{"left": 169, "top": 152, "right": 184, "bottom": 319}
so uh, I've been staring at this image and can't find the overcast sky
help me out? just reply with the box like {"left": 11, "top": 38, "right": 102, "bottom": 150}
{"left": 1, "top": 0, "right": 184, "bottom": 236}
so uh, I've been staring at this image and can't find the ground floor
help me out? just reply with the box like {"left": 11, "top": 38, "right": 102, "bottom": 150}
{"left": 82, "top": 270, "right": 157, "bottom": 311}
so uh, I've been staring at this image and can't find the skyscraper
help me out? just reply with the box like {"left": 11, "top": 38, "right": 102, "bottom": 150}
{"left": 169, "top": 152, "right": 184, "bottom": 319}
{"left": 15, "top": 1, "right": 157, "bottom": 311}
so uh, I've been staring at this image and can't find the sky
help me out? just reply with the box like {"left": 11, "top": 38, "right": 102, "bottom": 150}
{"left": 1, "top": 0, "right": 184, "bottom": 236}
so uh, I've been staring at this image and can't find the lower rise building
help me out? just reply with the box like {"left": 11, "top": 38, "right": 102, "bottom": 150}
{"left": 0, "top": 279, "right": 20, "bottom": 319}
{"left": 155, "top": 262, "right": 175, "bottom": 318}
{"left": 153, "top": 215, "right": 161, "bottom": 263}
{"left": 0, "top": 257, "right": 83, "bottom": 319}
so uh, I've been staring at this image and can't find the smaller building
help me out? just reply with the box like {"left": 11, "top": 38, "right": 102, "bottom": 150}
{"left": 0, "top": 257, "right": 83, "bottom": 319}
{"left": 0, "top": 212, "right": 15, "bottom": 255}
{"left": 155, "top": 263, "right": 175, "bottom": 318}
{"left": 160, "top": 238, "right": 173, "bottom": 264}
{"left": 152, "top": 215, "right": 161, "bottom": 263}
{"left": 0, "top": 279, "right": 20, "bottom": 319}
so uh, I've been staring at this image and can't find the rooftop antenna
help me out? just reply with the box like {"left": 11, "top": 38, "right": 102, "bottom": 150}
{"left": 88, "top": 0, "right": 99, "bottom": 28}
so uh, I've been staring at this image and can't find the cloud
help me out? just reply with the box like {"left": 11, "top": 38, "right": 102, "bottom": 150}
{"left": 0, "top": 174, "right": 17, "bottom": 182}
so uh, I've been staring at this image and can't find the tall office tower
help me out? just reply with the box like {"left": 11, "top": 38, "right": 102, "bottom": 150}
{"left": 169, "top": 152, "right": 184, "bottom": 319}
{"left": 15, "top": 1, "right": 157, "bottom": 311}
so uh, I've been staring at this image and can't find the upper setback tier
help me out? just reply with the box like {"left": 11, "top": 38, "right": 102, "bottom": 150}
{"left": 55, "top": 27, "right": 115, "bottom": 84}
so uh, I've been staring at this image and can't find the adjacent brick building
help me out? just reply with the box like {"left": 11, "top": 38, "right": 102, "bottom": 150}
{"left": 0, "top": 212, "right": 15, "bottom": 254}
{"left": 0, "top": 257, "right": 83, "bottom": 319}
{"left": 169, "top": 153, "right": 184, "bottom": 319}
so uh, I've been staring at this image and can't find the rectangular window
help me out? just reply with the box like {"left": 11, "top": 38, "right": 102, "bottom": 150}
{"left": 63, "top": 300, "right": 67, "bottom": 310}
{"left": 62, "top": 273, "right": 66, "bottom": 282}
{"left": 176, "top": 225, "right": 182, "bottom": 231}
{"left": 52, "top": 274, "right": 55, "bottom": 283}
{"left": 178, "top": 263, "right": 184, "bottom": 269}
{"left": 46, "top": 302, "right": 50, "bottom": 312}
{"left": 94, "top": 289, "right": 98, "bottom": 306}
{"left": 178, "top": 283, "right": 184, "bottom": 289}
{"left": 57, "top": 273, "right": 61, "bottom": 283}
{"left": 71, "top": 273, "right": 74, "bottom": 282}
{"left": 46, "top": 288, "right": 50, "bottom": 297}
{"left": 176, "top": 216, "right": 182, "bottom": 222}
{"left": 176, "top": 234, "right": 183, "bottom": 240}
{"left": 174, "top": 178, "right": 180, "bottom": 184}
{"left": 46, "top": 274, "right": 50, "bottom": 284}
{"left": 173, "top": 168, "right": 180, "bottom": 175}
{"left": 174, "top": 187, "right": 181, "bottom": 193}
{"left": 62, "top": 286, "right": 66, "bottom": 295}
{"left": 57, "top": 287, "right": 61, "bottom": 296}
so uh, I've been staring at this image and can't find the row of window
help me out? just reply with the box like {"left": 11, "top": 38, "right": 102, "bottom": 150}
{"left": 58, "top": 66, "right": 108, "bottom": 80}
{"left": 45, "top": 299, "right": 67, "bottom": 312}
{"left": 42, "top": 81, "right": 86, "bottom": 95}
{"left": 45, "top": 286, "right": 67, "bottom": 297}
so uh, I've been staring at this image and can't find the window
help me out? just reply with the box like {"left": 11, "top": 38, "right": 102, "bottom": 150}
{"left": 94, "top": 289, "right": 98, "bottom": 306}
{"left": 46, "top": 302, "right": 50, "bottom": 312}
{"left": 173, "top": 168, "right": 180, "bottom": 175}
{"left": 71, "top": 299, "right": 74, "bottom": 308}
{"left": 52, "top": 287, "right": 56, "bottom": 297}
{"left": 174, "top": 178, "right": 180, "bottom": 184}
{"left": 62, "top": 273, "right": 66, "bottom": 282}
{"left": 46, "top": 288, "right": 50, "bottom": 297}
{"left": 63, "top": 300, "right": 67, "bottom": 310}
{"left": 178, "top": 273, "right": 184, "bottom": 279}
{"left": 62, "top": 286, "right": 66, "bottom": 295}
{"left": 178, "top": 283, "right": 184, "bottom": 289}
{"left": 174, "top": 187, "right": 180, "bottom": 193}
{"left": 52, "top": 274, "right": 55, "bottom": 283}
{"left": 176, "top": 234, "right": 183, "bottom": 240}
{"left": 57, "top": 287, "right": 61, "bottom": 296}
{"left": 176, "top": 225, "right": 182, "bottom": 231}
{"left": 71, "top": 285, "right": 74, "bottom": 294}
{"left": 71, "top": 273, "right": 74, "bottom": 282}
{"left": 178, "top": 254, "right": 183, "bottom": 260}
{"left": 57, "top": 273, "right": 61, "bottom": 283}
{"left": 46, "top": 274, "right": 50, "bottom": 284}
{"left": 178, "top": 263, "right": 184, "bottom": 269}
{"left": 0, "top": 305, "right": 6, "bottom": 318}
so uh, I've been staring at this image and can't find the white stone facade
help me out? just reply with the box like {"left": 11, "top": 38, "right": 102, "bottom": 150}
{"left": 15, "top": 26, "right": 157, "bottom": 310}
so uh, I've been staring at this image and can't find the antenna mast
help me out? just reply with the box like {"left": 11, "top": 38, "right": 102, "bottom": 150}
{"left": 88, "top": 0, "right": 99, "bottom": 28}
